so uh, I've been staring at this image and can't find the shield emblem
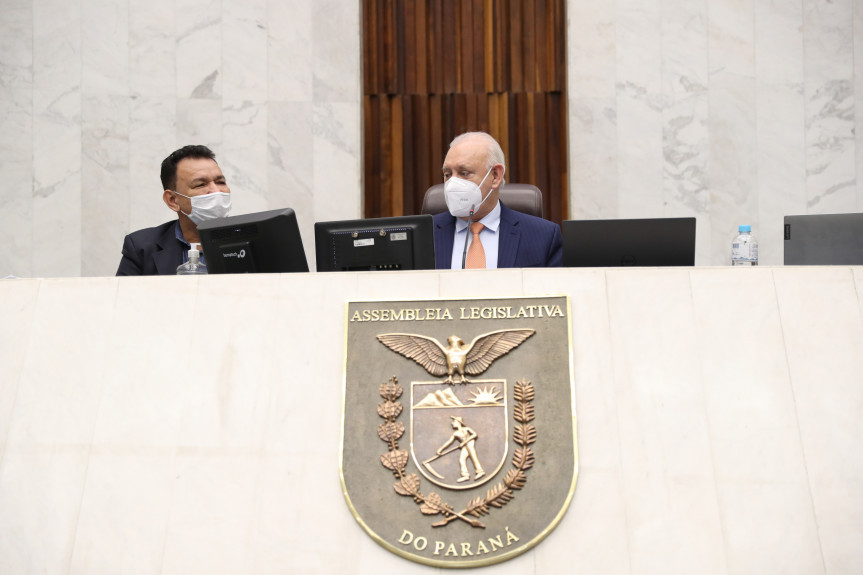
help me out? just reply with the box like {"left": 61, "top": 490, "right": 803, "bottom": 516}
{"left": 341, "top": 296, "right": 577, "bottom": 568}
{"left": 410, "top": 379, "right": 508, "bottom": 490}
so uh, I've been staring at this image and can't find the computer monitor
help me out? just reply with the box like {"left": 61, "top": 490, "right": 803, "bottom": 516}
{"left": 784, "top": 213, "right": 863, "bottom": 265}
{"left": 314, "top": 215, "right": 435, "bottom": 271}
{"left": 198, "top": 208, "right": 309, "bottom": 273}
{"left": 562, "top": 217, "right": 696, "bottom": 267}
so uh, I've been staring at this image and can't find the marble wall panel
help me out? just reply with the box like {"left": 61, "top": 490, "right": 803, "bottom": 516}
{"left": 93, "top": 277, "right": 199, "bottom": 448}
{"left": 176, "top": 0, "right": 221, "bottom": 100}
{"left": 267, "top": 2, "right": 313, "bottom": 102}
{"left": 247, "top": 456, "right": 366, "bottom": 573}
{"left": 616, "top": 91, "right": 662, "bottom": 218}
{"left": 129, "top": 0, "right": 175, "bottom": 99}
{"left": 68, "top": 450, "right": 177, "bottom": 575}
{"left": 605, "top": 269, "right": 725, "bottom": 573}
{"left": 0, "top": 280, "right": 38, "bottom": 457}
{"left": 160, "top": 453, "right": 260, "bottom": 574}
{"left": 127, "top": 0, "right": 177, "bottom": 240}
{"left": 32, "top": 0, "right": 82, "bottom": 278}
{"left": 0, "top": 278, "right": 117, "bottom": 573}
{"left": 857, "top": 2, "right": 863, "bottom": 209}
{"left": 661, "top": 0, "right": 711, "bottom": 266}
{"left": 535, "top": 472, "right": 629, "bottom": 573}
{"left": 774, "top": 267, "right": 863, "bottom": 571}
{"left": 803, "top": 0, "right": 856, "bottom": 213}
{"left": 268, "top": 101, "right": 315, "bottom": 263}
{"left": 311, "top": 0, "right": 360, "bottom": 103}
{"left": 661, "top": 0, "right": 708, "bottom": 95}
{"left": 567, "top": 0, "right": 615, "bottom": 99}
{"left": 568, "top": 98, "right": 618, "bottom": 219}
{"left": 82, "top": 95, "right": 130, "bottom": 277}
{"left": 756, "top": 0, "right": 805, "bottom": 86}
{"left": 804, "top": 78, "right": 856, "bottom": 213}
{"left": 707, "top": 0, "right": 756, "bottom": 266}
{"left": 0, "top": 95, "right": 34, "bottom": 278}
{"left": 615, "top": 0, "right": 662, "bottom": 95}
{"left": 691, "top": 269, "right": 823, "bottom": 571}
{"left": 708, "top": 78, "right": 757, "bottom": 265}
{"left": 0, "top": 0, "right": 33, "bottom": 91}
{"left": 313, "top": 102, "right": 362, "bottom": 225}
{"left": 261, "top": 273, "right": 357, "bottom": 452}
{"left": 176, "top": 98, "right": 223, "bottom": 152}
{"left": 222, "top": 100, "right": 269, "bottom": 215}
{"left": 0, "top": 2, "right": 34, "bottom": 278}
{"left": 709, "top": 0, "right": 755, "bottom": 78}
{"left": 82, "top": 0, "right": 128, "bottom": 97}
{"left": 755, "top": 0, "right": 806, "bottom": 265}
{"left": 664, "top": 92, "right": 710, "bottom": 262}
{"left": 222, "top": 0, "right": 267, "bottom": 103}
{"left": 437, "top": 268, "right": 525, "bottom": 298}
{"left": 178, "top": 274, "right": 282, "bottom": 448}
{"left": 0, "top": 449, "right": 90, "bottom": 573}
{"left": 755, "top": 84, "right": 806, "bottom": 265}
{"left": 128, "top": 97, "right": 178, "bottom": 235}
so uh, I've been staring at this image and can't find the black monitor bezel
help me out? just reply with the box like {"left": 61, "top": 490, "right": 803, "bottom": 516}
{"left": 198, "top": 208, "right": 309, "bottom": 274}
{"left": 561, "top": 216, "right": 696, "bottom": 267}
{"left": 314, "top": 215, "right": 435, "bottom": 272}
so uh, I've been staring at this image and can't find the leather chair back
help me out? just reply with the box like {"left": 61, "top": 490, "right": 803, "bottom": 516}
{"left": 420, "top": 183, "right": 544, "bottom": 218}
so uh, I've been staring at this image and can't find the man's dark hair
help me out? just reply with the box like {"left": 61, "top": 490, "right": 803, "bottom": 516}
{"left": 160, "top": 145, "right": 216, "bottom": 190}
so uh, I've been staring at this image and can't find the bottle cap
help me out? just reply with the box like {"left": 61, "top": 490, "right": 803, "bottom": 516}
{"left": 738, "top": 225, "right": 751, "bottom": 232}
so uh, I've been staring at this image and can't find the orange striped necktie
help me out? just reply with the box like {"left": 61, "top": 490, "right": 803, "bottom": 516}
{"left": 465, "top": 222, "right": 486, "bottom": 269}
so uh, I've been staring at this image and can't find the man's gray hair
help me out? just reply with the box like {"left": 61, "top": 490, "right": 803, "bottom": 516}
{"left": 450, "top": 132, "right": 507, "bottom": 184}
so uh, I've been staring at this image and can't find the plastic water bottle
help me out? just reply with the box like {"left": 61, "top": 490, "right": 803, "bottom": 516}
{"left": 177, "top": 245, "right": 208, "bottom": 275}
{"left": 731, "top": 225, "right": 758, "bottom": 266}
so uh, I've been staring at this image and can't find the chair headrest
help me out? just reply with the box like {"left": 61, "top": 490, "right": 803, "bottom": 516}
{"left": 420, "top": 183, "right": 544, "bottom": 218}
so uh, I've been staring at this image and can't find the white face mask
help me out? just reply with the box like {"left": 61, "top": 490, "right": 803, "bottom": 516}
{"left": 173, "top": 191, "right": 232, "bottom": 225}
{"left": 444, "top": 167, "right": 494, "bottom": 218}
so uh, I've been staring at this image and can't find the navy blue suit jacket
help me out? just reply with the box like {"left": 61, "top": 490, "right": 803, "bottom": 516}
{"left": 433, "top": 203, "right": 562, "bottom": 269}
{"left": 116, "top": 220, "right": 187, "bottom": 276}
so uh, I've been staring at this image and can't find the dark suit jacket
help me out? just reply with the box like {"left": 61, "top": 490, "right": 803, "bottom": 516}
{"left": 116, "top": 220, "right": 188, "bottom": 276}
{"left": 433, "top": 202, "right": 562, "bottom": 269}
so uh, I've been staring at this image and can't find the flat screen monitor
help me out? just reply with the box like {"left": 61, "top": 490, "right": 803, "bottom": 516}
{"left": 198, "top": 208, "right": 309, "bottom": 274}
{"left": 314, "top": 215, "right": 435, "bottom": 271}
{"left": 562, "top": 217, "right": 696, "bottom": 267}
{"left": 784, "top": 213, "right": 863, "bottom": 265}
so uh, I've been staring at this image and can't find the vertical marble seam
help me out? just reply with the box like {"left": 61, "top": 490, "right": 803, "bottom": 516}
{"left": 769, "top": 267, "right": 828, "bottom": 573}
{"left": 688, "top": 268, "right": 733, "bottom": 570}
{"left": 854, "top": 267, "right": 863, "bottom": 311}
{"left": 600, "top": 268, "right": 633, "bottom": 570}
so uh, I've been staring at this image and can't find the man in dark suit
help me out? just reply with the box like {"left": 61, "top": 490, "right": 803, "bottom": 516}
{"left": 116, "top": 145, "right": 232, "bottom": 275}
{"left": 434, "top": 132, "right": 562, "bottom": 269}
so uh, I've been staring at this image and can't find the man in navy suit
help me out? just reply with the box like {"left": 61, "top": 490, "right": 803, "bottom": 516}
{"left": 116, "top": 145, "right": 232, "bottom": 276}
{"left": 434, "top": 132, "right": 562, "bottom": 269}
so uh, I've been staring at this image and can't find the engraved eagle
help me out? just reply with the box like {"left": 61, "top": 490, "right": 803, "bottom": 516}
{"left": 376, "top": 329, "right": 536, "bottom": 384}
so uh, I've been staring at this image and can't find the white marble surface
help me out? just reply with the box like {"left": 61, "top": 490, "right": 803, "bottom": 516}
{"left": 0, "top": 267, "right": 861, "bottom": 574}
{"left": 0, "top": 0, "right": 861, "bottom": 274}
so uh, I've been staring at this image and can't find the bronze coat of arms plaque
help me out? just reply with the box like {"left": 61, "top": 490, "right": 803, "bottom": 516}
{"left": 340, "top": 296, "right": 577, "bottom": 568}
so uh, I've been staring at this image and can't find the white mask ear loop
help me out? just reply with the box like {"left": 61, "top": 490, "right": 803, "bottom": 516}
{"left": 472, "top": 167, "right": 495, "bottom": 212}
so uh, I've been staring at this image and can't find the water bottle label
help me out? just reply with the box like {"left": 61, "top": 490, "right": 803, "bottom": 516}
{"left": 731, "top": 234, "right": 757, "bottom": 264}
